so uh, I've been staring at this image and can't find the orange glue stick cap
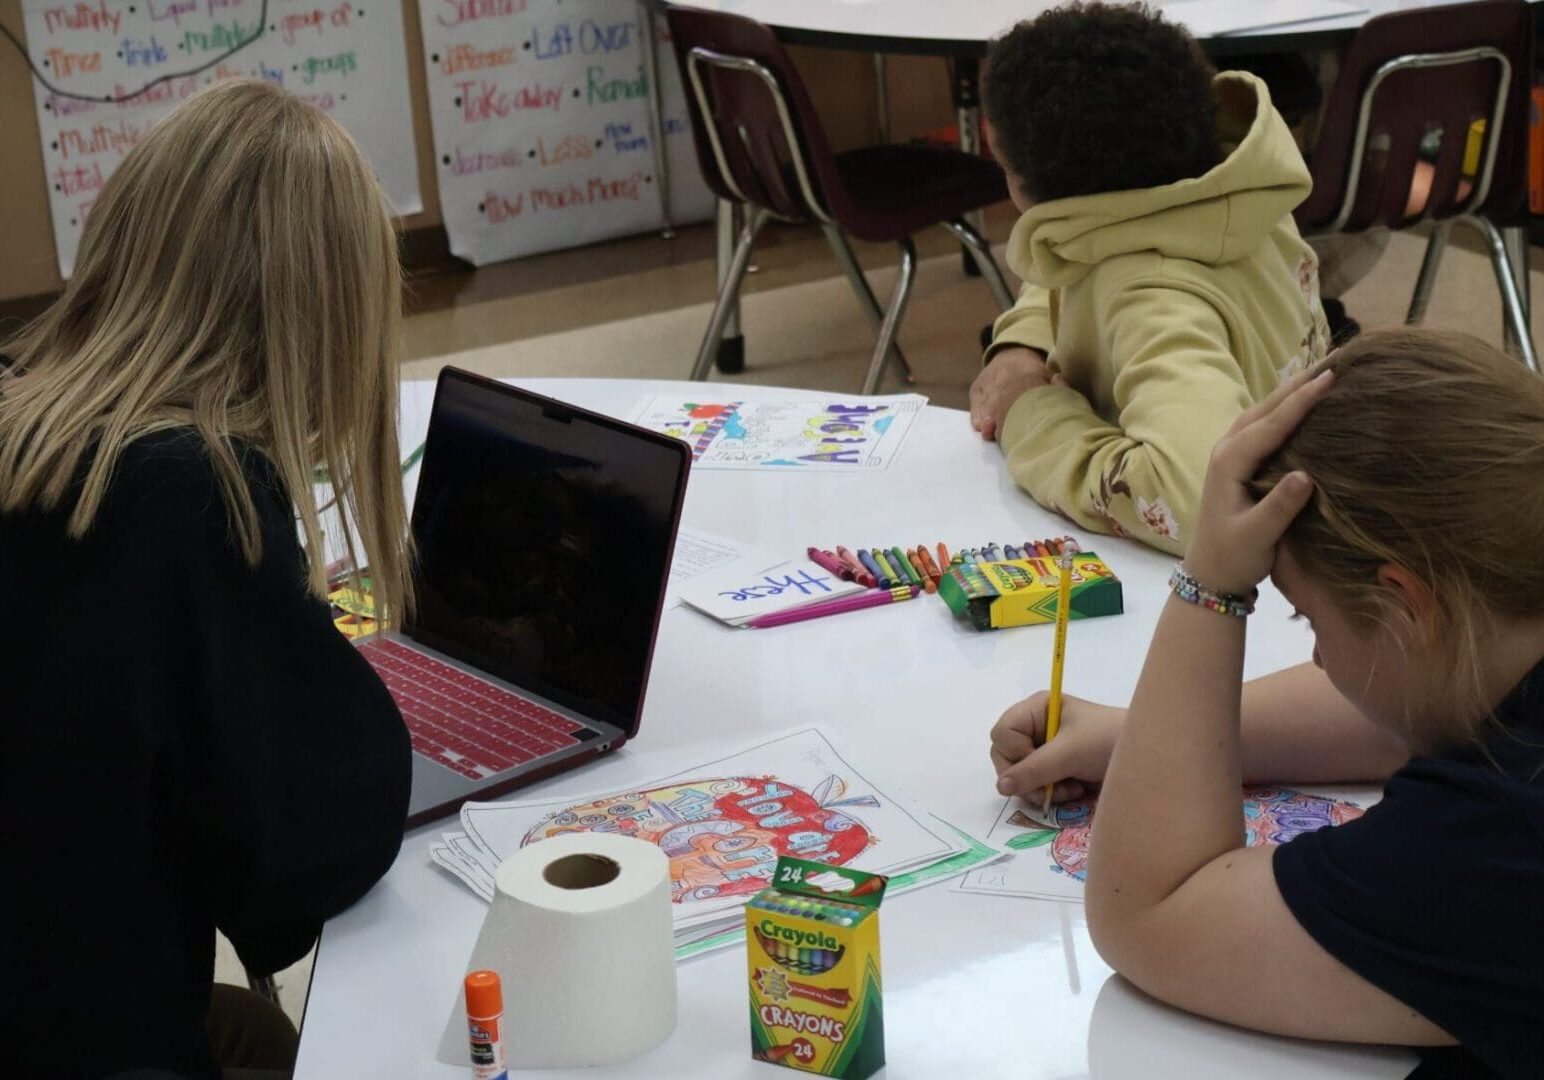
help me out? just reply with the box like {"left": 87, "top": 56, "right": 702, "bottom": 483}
{"left": 465, "top": 970, "right": 503, "bottom": 1018}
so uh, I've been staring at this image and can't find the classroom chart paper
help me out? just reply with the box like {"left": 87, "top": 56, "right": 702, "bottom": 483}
{"left": 959, "top": 784, "right": 1382, "bottom": 903}
{"left": 417, "top": 0, "right": 714, "bottom": 265}
{"left": 20, "top": 0, "right": 423, "bottom": 278}
{"left": 628, "top": 393, "right": 927, "bottom": 471}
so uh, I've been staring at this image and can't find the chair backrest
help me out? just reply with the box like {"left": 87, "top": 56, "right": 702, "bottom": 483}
{"left": 664, "top": 6, "right": 845, "bottom": 224}
{"left": 1296, "top": 0, "right": 1533, "bottom": 233}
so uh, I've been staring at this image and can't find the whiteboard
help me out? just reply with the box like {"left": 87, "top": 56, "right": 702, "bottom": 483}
{"left": 417, "top": 0, "right": 714, "bottom": 266}
{"left": 20, "top": 0, "right": 423, "bottom": 278}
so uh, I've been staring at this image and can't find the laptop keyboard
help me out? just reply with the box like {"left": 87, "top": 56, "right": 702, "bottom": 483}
{"left": 358, "top": 637, "right": 591, "bottom": 780}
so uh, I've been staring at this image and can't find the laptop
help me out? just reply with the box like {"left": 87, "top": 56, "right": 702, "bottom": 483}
{"left": 356, "top": 368, "right": 690, "bottom": 827}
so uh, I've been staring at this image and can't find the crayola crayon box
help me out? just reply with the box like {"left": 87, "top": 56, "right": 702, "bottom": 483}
{"left": 939, "top": 552, "right": 1122, "bottom": 630}
{"left": 747, "top": 857, "right": 887, "bottom": 1078}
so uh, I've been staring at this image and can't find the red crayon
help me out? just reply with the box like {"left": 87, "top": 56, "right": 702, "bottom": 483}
{"left": 808, "top": 547, "right": 854, "bottom": 581}
{"left": 836, "top": 545, "right": 877, "bottom": 588}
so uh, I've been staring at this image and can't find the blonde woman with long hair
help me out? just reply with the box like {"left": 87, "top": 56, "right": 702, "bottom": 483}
{"left": 1, "top": 82, "right": 411, "bottom": 1078}
{"left": 991, "top": 329, "right": 1544, "bottom": 1075}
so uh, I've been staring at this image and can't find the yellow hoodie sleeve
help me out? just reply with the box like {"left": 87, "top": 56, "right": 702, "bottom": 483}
{"left": 983, "top": 282, "right": 1055, "bottom": 362}
{"left": 997, "top": 285, "right": 1254, "bottom": 555}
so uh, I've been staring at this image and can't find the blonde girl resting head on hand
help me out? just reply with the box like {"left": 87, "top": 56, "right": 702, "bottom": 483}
{"left": 1, "top": 82, "right": 413, "bottom": 1079}
{"left": 990, "top": 329, "right": 1544, "bottom": 1077}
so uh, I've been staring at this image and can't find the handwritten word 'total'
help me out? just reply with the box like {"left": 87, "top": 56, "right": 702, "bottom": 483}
{"left": 299, "top": 49, "right": 356, "bottom": 84}
{"left": 586, "top": 64, "right": 646, "bottom": 105}
{"left": 280, "top": 2, "right": 353, "bottom": 46}
{"left": 439, "top": 44, "right": 516, "bottom": 76}
{"left": 53, "top": 161, "right": 106, "bottom": 197}
{"left": 45, "top": 48, "right": 101, "bottom": 79}
{"left": 58, "top": 119, "right": 145, "bottom": 158}
{"left": 455, "top": 79, "right": 560, "bottom": 120}
{"left": 531, "top": 18, "right": 634, "bottom": 60}
{"left": 435, "top": 0, "right": 525, "bottom": 29}
{"left": 42, "top": 1, "right": 121, "bottom": 35}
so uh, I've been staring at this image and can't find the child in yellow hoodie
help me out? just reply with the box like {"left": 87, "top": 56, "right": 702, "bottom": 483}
{"left": 971, "top": 3, "right": 1330, "bottom": 555}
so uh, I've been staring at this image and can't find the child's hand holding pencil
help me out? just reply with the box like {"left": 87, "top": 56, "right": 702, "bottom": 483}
{"left": 989, "top": 692, "right": 1127, "bottom": 807}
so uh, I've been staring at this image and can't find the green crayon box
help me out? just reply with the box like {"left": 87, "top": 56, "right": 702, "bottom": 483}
{"left": 938, "top": 552, "right": 1122, "bottom": 630}
{"left": 747, "top": 857, "right": 887, "bottom": 1078}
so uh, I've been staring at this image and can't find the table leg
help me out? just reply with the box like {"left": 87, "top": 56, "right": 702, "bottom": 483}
{"left": 874, "top": 54, "right": 891, "bottom": 144}
{"left": 639, "top": 4, "right": 674, "bottom": 239}
{"left": 953, "top": 56, "right": 984, "bottom": 277}
{"left": 715, "top": 198, "right": 745, "bottom": 372}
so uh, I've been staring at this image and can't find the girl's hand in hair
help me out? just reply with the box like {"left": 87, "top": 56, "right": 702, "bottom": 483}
{"left": 1184, "top": 367, "right": 1335, "bottom": 596}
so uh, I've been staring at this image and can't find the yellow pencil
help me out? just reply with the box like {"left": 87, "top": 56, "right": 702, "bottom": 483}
{"left": 1042, "top": 548, "right": 1075, "bottom": 818}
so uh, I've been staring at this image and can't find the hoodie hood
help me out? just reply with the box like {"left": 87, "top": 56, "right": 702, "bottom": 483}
{"left": 1006, "top": 71, "right": 1312, "bottom": 289}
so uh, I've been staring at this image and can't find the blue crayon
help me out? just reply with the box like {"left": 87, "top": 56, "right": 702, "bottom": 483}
{"left": 870, "top": 548, "right": 899, "bottom": 587}
{"left": 855, "top": 547, "right": 886, "bottom": 587}
{"left": 983, "top": 544, "right": 1002, "bottom": 562}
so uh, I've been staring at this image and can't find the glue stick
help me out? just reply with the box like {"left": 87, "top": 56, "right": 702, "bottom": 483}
{"left": 465, "top": 970, "right": 508, "bottom": 1080}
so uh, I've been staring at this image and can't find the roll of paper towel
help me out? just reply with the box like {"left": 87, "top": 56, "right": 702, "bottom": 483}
{"left": 437, "top": 832, "right": 678, "bottom": 1068}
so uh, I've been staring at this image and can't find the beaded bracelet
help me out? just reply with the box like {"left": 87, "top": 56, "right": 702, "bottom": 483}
{"left": 1168, "top": 565, "right": 1257, "bottom": 618}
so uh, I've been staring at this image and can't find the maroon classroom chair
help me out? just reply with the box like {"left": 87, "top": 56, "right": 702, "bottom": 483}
{"left": 666, "top": 5, "right": 1016, "bottom": 393}
{"left": 1295, "top": 0, "right": 1538, "bottom": 370}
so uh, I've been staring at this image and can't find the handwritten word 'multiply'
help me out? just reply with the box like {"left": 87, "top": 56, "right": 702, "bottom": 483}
{"left": 58, "top": 118, "right": 144, "bottom": 158}
{"left": 181, "top": 19, "right": 260, "bottom": 53}
{"left": 42, "top": 1, "right": 120, "bottom": 35}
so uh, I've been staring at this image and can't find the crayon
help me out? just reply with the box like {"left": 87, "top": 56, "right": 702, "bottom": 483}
{"left": 856, "top": 547, "right": 886, "bottom": 587}
{"left": 745, "top": 585, "right": 917, "bottom": 629}
{"left": 808, "top": 547, "right": 853, "bottom": 581}
{"left": 891, "top": 546, "right": 922, "bottom": 587}
{"left": 937, "top": 542, "right": 950, "bottom": 569}
{"left": 880, "top": 549, "right": 907, "bottom": 587}
{"left": 1003, "top": 545, "right": 1021, "bottom": 560}
{"left": 876, "top": 553, "right": 901, "bottom": 587}
{"left": 983, "top": 544, "right": 1002, "bottom": 562}
{"left": 837, "top": 545, "right": 877, "bottom": 588}
{"left": 1034, "top": 542, "right": 1052, "bottom": 557}
{"left": 916, "top": 545, "right": 942, "bottom": 587}
{"left": 901, "top": 550, "right": 926, "bottom": 590}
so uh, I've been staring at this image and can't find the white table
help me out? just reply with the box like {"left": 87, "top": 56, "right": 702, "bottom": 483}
{"left": 295, "top": 379, "right": 1414, "bottom": 1079}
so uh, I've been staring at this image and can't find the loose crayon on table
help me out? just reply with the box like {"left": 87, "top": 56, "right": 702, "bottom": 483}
{"left": 936, "top": 542, "right": 950, "bottom": 569}
{"left": 891, "top": 546, "right": 921, "bottom": 587}
{"left": 855, "top": 548, "right": 885, "bottom": 587}
{"left": 904, "top": 548, "right": 936, "bottom": 593}
{"left": 916, "top": 545, "right": 942, "bottom": 587}
{"left": 869, "top": 548, "right": 897, "bottom": 586}
{"left": 808, "top": 547, "right": 853, "bottom": 581}
{"left": 836, "top": 546, "right": 876, "bottom": 587}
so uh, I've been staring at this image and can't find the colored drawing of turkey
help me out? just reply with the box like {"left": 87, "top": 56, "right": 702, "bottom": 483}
{"left": 521, "top": 775, "right": 879, "bottom": 903}
{"left": 1005, "top": 786, "right": 1365, "bottom": 882}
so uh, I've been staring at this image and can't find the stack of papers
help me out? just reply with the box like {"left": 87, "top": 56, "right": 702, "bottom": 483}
{"left": 430, "top": 728, "right": 1004, "bottom": 960}
{"left": 677, "top": 558, "right": 867, "bottom": 627}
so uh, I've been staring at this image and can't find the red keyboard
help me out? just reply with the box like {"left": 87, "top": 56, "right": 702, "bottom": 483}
{"left": 358, "top": 636, "right": 587, "bottom": 781}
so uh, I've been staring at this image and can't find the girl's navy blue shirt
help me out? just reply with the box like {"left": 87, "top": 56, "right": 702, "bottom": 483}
{"left": 1275, "top": 658, "right": 1544, "bottom": 1078}
{"left": 0, "top": 428, "right": 410, "bottom": 1079}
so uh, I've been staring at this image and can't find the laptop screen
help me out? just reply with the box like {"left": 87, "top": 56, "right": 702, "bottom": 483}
{"left": 405, "top": 370, "right": 689, "bottom": 735}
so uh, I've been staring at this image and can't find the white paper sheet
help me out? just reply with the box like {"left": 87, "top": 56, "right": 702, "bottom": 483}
{"left": 665, "top": 528, "right": 780, "bottom": 608}
{"left": 678, "top": 558, "right": 866, "bottom": 625}
{"left": 627, "top": 394, "right": 926, "bottom": 471}
{"left": 958, "top": 784, "right": 1381, "bottom": 903}
{"left": 446, "top": 728, "right": 967, "bottom": 929}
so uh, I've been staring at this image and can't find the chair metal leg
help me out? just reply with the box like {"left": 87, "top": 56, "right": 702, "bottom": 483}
{"left": 691, "top": 206, "right": 766, "bottom": 381}
{"left": 952, "top": 56, "right": 985, "bottom": 277}
{"left": 1503, "top": 222, "right": 1532, "bottom": 329}
{"left": 942, "top": 218, "right": 1015, "bottom": 312}
{"left": 861, "top": 239, "right": 917, "bottom": 395}
{"left": 1405, "top": 220, "right": 1452, "bottom": 325}
{"left": 638, "top": 5, "right": 674, "bottom": 239}
{"left": 822, "top": 225, "right": 913, "bottom": 382}
{"left": 1462, "top": 215, "right": 1540, "bottom": 372}
{"left": 248, "top": 972, "right": 281, "bottom": 1006}
{"left": 873, "top": 54, "right": 890, "bottom": 144}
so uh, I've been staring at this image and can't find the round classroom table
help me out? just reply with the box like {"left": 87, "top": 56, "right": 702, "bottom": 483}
{"left": 294, "top": 378, "right": 1415, "bottom": 1079}
{"left": 661, "top": 0, "right": 1531, "bottom": 57}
